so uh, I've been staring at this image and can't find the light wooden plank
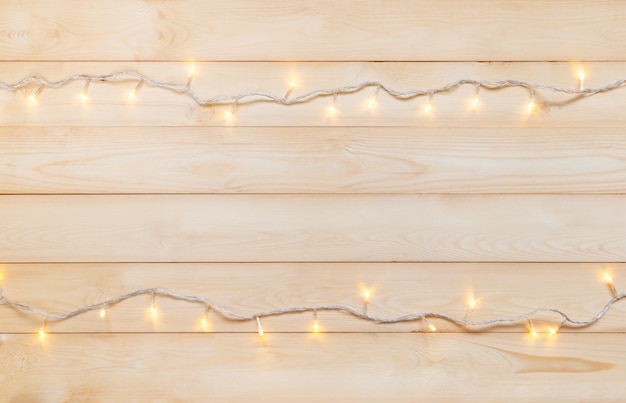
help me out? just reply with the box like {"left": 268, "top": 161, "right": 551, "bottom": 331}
{"left": 1, "top": 1, "right": 625, "bottom": 61}
{"left": 3, "top": 127, "right": 626, "bottom": 194}
{"left": 1, "top": 333, "right": 625, "bottom": 401}
{"left": 2, "top": 62, "right": 626, "bottom": 126}
{"left": 0, "top": 263, "right": 623, "bottom": 333}
{"left": 1, "top": 195, "right": 625, "bottom": 263}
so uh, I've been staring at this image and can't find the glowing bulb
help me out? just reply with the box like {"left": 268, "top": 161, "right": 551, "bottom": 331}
{"left": 256, "top": 317, "right": 264, "bottom": 337}
{"left": 578, "top": 70, "right": 585, "bottom": 90}
{"left": 424, "top": 101, "right": 432, "bottom": 113}
{"left": 99, "top": 308, "right": 106, "bottom": 318}
{"left": 80, "top": 92, "right": 88, "bottom": 101}
{"left": 39, "top": 327, "right": 45, "bottom": 340}
{"left": 329, "top": 104, "right": 336, "bottom": 116}
{"left": 80, "top": 80, "right": 90, "bottom": 101}
{"left": 530, "top": 327, "right": 537, "bottom": 338}
{"left": 225, "top": 109, "right": 233, "bottom": 120}
{"left": 527, "top": 99, "right": 535, "bottom": 113}
{"left": 468, "top": 298, "right": 476, "bottom": 310}
{"left": 129, "top": 90, "right": 136, "bottom": 98}
{"left": 313, "top": 320, "right": 319, "bottom": 333}
{"left": 364, "top": 289, "right": 370, "bottom": 302}
{"left": 549, "top": 327, "right": 557, "bottom": 336}
{"left": 150, "top": 305, "right": 156, "bottom": 315}
{"left": 29, "top": 94, "right": 37, "bottom": 104}
{"left": 428, "top": 323, "right": 436, "bottom": 332}
{"left": 368, "top": 96, "right": 376, "bottom": 108}
{"left": 289, "top": 81, "right": 296, "bottom": 89}
{"left": 202, "top": 306, "right": 210, "bottom": 328}
{"left": 605, "top": 273, "right": 613, "bottom": 285}
{"left": 471, "top": 94, "right": 479, "bottom": 108}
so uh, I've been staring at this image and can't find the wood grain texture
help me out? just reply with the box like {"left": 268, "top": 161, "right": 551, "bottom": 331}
{"left": 3, "top": 61, "right": 626, "bottom": 126}
{"left": 3, "top": 127, "right": 626, "bottom": 194}
{"left": 1, "top": 1, "right": 625, "bottom": 61}
{"left": 1, "top": 195, "right": 625, "bottom": 263}
{"left": 1, "top": 333, "right": 625, "bottom": 402}
{"left": 0, "top": 263, "right": 623, "bottom": 333}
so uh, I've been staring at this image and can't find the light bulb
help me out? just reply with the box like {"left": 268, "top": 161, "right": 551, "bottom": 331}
{"left": 364, "top": 289, "right": 370, "bottom": 302}
{"left": 39, "top": 327, "right": 45, "bottom": 340}
{"left": 256, "top": 317, "right": 264, "bottom": 337}
{"left": 289, "top": 81, "right": 296, "bottom": 89}
{"left": 225, "top": 109, "right": 233, "bottom": 120}
{"left": 29, "top": 94, "right": 37, "bottom": 104}
{"left": 80, "top": 92, "right": 88, "bottom": 101}
{"left": 605, "top": 273, "right": 613, "bottom": 285}
{"left": 313, "top": 320, "right": 319, "bottom": 333}
{"left": 368, "top": 96, "right": 376, "bottom": 108}
{"left": 471, "top": 94, "right": 479, "bottom": 108}
{"left": 530, "top": 327, "right": 537, "bottom": 338}
{"left": 578, "top": 70, "right": 585, "bottom": 90}
{"left": 99, "top": 308, "right": 106, "bottom": 318}
{"left": 424, "top": 101, "right": 432, "bottom": 113}
{"left": 329, "top": 104, "right": 336, "bottom": 116}
{"left": 549, "top": 327, "right": 557, "bottom": 336}
{"left": 428, "top": 323, "right": 436, "bottom": 332}
{"left": 527, "top": 99, "right": 535, "bottom": 113}
{"left": 150, "top": 305, "right": 156, "bottom": 315}
{"left": 468, "top": 298, "right": 476, "bottom": 310}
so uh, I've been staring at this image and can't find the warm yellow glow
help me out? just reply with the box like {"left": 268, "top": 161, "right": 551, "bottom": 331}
{"left": 368, "top": 96, "right": 376, "bottom": 108}
{"left": 150, "top": 305, "right": 157, "bottom": 317}
{"left": 313, "top": 320, "right": 319, "bottom": 333}
{"left": 329, "top": 104, "right": 336, "bottom": 116}
{"left": 256, "top": 317, "right": 264, "bottom": 337}
{"left": 29, "top": 94, "right": 37, "bottom": 104}
{"left": 363, "top": 289, "right": 370, "bottom": 302}
{"left": 468, "top": 298, "right": 476, "bottom": 310}
{"left": 527, "top": 99, "right": 535, "bottom": 113}
{"left": 424, "top": 101, "right": 432, "bottom": 113}
{"left": 605, "top": 273, "right": 614, "bottom": 285}
{"left": 549, "top": 327, "right": 557, "bottom": 336}
{"left": 471, "top": 95, "right": 479, "bottom": 108}
{"left": 129, "top": 90, "right": 136, "bottom": 98}
{"left": 79, "top": 92, "right": 88, "bottom": 101}
{"left": 428, "top": 323, "right": 436, "bottom": 332}
{"left": 99, "top": 308, "right": 106, "bottom": 318}
{"left": 579, "top": 70, "right": 585, "bottom": 81}
{"left": 39, "top": 327, "right": 45, "bottom": 340}
{"left": 201, "top": 317, "right": 207, "bottom": 327}
{"left": 289, "top": 80, "right": 296, "bottom": 89}
{"left": 225, "top": 109, "right": 233, "bottom": 120}
{"left": 529, "top": 327, "right": 537, "bottom": 338}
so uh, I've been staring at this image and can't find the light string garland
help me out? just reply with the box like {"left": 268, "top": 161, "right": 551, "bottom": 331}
{"left": 0, "top": 69, "right": 620, "bottom": 117}
{"left": 0, "top": 275, "right": 623, "bottom": 339}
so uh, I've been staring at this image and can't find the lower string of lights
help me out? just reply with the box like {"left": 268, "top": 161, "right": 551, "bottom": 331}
{"left": 0, "top": 69, "right": 618, "bottom": 119}
{"left": 0, "top": 273, "right": 623, "bottom": 340}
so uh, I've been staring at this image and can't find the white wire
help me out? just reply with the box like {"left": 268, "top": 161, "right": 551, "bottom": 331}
{"left": 0, "top": 286, "right": 623, "bottom": 331}
{"left": 1, "top": 72, "right": 621, "bottom": 108}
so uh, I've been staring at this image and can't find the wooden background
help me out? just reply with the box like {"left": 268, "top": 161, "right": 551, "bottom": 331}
{"left": 1, "top": 1, "right": 626, "bottom": 401}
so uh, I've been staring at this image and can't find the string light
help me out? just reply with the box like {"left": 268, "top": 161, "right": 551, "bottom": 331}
{"left": 368, "top": 86, "right": 380, "bottom": 108}
{"left": 284, "top": 80, "right": 296, "bottom": 100}
{"left": 201, "top": 305, "right": 210, "bottom": 328}
{"left": 465, "top": 297, "right": 476, "bottom": 321}
{"left": 363, "top": 288, "right": 370, "bottom": 314}
{"left": 471, "top": 84, "right": 480, "bottom": 108}
{"left": 130, "top": 79, "right": 143, "bottom": 98}
{"left": 328, "top": 93, "right": 337, "bottom": 117}
{"left": 528, "top": 319, "right": 537, "bottom": 338}
{"left": 312, "top": 310, "right": 319, "bottom": 333}
{"left": 150, "top": 292, "right": 157, "bottom": 318}
{"left": 99, "top": 307, "right": 106, "bottom": 318}
{"left": 256, "top": 317, "right": 264, "bottom": 337}
{"left": 39, "top": 319, "right": 47, "bottom": 340}
{"left": 28, "top": 85, "right": 43, "bottom": 104}
{"left": 424, "top": 93, "right": 433, "bottom": 113}
{"left": 79, "top": 80, "right": 90, "bottom": 101}
{"left": 423, "top": 317, "right": 437, "bottom": 332}
{"left": 605, "top": 273, "right": 617, "bottom": 297}
{"left": 186, "top": 68, "right": 194, "bottom": 89}
{"left": 0, "top": 274, "right": 623, "bottom": 338}
{"left": 2, "top": 71, "right": 623, "bottom": 115}
{"left": 579, "top": 70, "right": 585, "bottom": 90}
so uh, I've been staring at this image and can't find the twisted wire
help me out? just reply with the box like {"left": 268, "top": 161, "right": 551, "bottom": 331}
{"left": 0, "top": 287, "right": 623, "bottom": 331}
{"left": 1, "top": 72, "right": 622, "bottom": 108}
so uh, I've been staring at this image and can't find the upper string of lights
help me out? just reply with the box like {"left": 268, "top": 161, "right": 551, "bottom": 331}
{"left": 0, "top": 69, "right": 616, "bottom": 119}
{"left": 0, "top": 273, "right": 622, "bottom": 340}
